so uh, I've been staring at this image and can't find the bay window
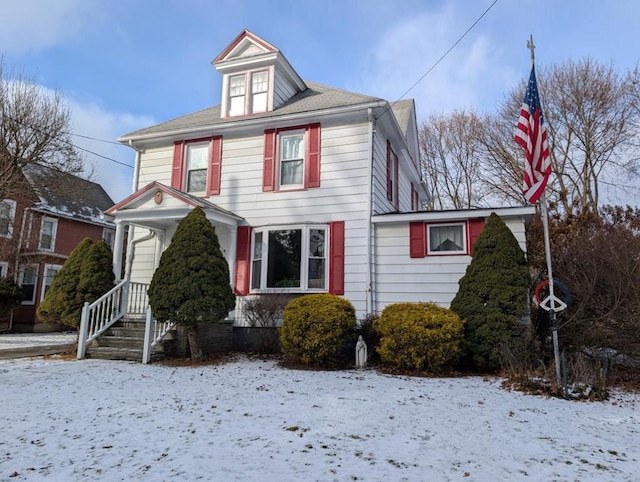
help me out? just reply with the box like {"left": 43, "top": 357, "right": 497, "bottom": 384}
{"left": 41, "top": 264, "right": 62, "bottom": 301}
{"left": 251, "top": 225, "right": 327, "bottom": 291}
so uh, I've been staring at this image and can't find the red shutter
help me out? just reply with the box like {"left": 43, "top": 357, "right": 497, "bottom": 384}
{"left": 394, "top": 151, "right": 399, "bottom": 210}
{"left": 263, "top": 129, "right": 276, "bottom": 191}
{"left": 468, "top": 218, "right": 485, "bottom": 255}
{"left": 171, "top": 141, "right": 184, "bottom": 190}
{"left": 234, "top": 226, "right": 252, "bottom": 295}
{"left": 206, "top": 136, "right": 223, "bottom": 196}
{"left": 306, "top": 123, "right": 321, "bottom": 188}
{"left": 329, "top": 221, "right": 345, "bottom": 295}
{"left": 386, "top": 140, "right": 392, "bottom": 201}
{"left": 409, "top": 222, "right": 427, "bottom": 258}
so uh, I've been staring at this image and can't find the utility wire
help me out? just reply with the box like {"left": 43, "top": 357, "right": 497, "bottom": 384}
{"left": 1, "top": 112, "right": 133, "bottom": 168}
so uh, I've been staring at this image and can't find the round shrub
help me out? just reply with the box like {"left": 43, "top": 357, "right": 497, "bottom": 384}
{"left": 376, "top": 302, "right": 464, "bottom": 372}
{"left": 280, "top": 294, "right": 356, "bottom": 365}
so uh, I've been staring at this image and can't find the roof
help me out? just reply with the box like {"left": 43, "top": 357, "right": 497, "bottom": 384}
{"left": 390, "top": 100, "right": 414, "bottom": 139}
{"left": 22, "top": 163, "right": 115, "bottom": 226}
{"left": 119, "top": 82, "right": 388, "bottom": 141}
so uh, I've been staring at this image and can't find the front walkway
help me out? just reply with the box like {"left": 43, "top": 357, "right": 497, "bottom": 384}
{"left": 0, "top": 332, "right": 76, "bottom": 359}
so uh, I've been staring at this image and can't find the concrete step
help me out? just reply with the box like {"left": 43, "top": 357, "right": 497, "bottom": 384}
{"left": 85, "top": 345, "right": 166, "bottom": 362}
{"left": 94, "top": 336, "right": 144, "bottom": 349}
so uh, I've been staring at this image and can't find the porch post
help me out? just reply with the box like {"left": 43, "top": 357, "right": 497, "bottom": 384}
{"left": 154, "top": 230, "right": 165, "bottom": 270}
{"left": 112, "top": 221, "right": 126, "bottom": 281}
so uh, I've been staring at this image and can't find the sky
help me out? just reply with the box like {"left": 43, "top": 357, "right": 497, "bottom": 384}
{"left": 1, "top": 354, "right": 639, "bottom": 480}
{"left": 2, "top": 0, "right": 640, "bottom": 202}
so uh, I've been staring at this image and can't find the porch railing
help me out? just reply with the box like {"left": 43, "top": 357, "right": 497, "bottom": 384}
{"left": 142, "top": 307, "right": 176, "bottom": 364}
{"left": 77, "top": 280, "right": 150, "bottom": 359}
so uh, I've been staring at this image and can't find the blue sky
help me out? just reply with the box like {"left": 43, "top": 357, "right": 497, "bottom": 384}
{"left": 2, "top": 0, "right": 640, "bottom": 203}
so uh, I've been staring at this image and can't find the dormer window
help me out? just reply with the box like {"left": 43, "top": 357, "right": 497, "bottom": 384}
{"left": 227, "top": 69, "right": 269, "bottom": 117}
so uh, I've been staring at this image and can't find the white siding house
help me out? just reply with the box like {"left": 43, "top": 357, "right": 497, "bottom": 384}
{"left": 105, "top": 29, "right": 534, "bottom": 333}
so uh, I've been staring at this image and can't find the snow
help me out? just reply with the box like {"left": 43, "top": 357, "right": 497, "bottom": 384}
{"left": 1, "top": 355, "right": 639, "bottom": 481}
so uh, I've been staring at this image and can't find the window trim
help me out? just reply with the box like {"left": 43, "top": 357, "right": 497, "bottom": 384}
{"left": 226, "top": 68, "right": 270, "bottom": 117}
{"left": 250, "top": 224, "right": 329, "bottom": 293}
{"left": 41, "top": 263, "right": 63, "bottom": 302}
{"left": 38, "top": 217, "right": 58, "bottom": 252}
{"left": 0, "top": 199, "right": 17, "bottom": 239}
{"left": 18, "top": 264, "right": 39, "bottom": 305}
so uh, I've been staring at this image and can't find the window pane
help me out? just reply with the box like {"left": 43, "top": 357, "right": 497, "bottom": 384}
{"left": 429, "top": 225, "right": 464, "bottom": 252}
{"left": 187, "top": 169, "right": 207, "bottom": 192}
{"left": 280, "top": 160, "right": 303, "bottom": 185}
{"left": 20, "top": 266, "right": 38, "bottom": 303}
{"left": 267, "top": 230, "right": 301, "bottom": 288}
{"left": 187, "top": 144, "right": 209, "bottom": 170}
{"left": 252, "top": 92, "right": 267, "bottom": 113}
{"left": 281, "top": 135, "right": 304, "bottom": 160}
{"left": 308, "top": 259, "right": 325, "bottom": 289}
{"left": 40, "top": 220, "right": 55, "bottom": 250}
{"left": 308, "top": 229, "right": 325, "bottom": 257}
{"left": 43, "top": 266, "right": 61, "bottom": 296}
{"left": 229, "top": 75, "right": 246, "bottom": 95}
{"left": 0, "top": 201, "right": 12, "bottom": 236}
{"left": 229, "top": 96, "right": 245, "bottom": 116}
{"left": 252, "top": 71, "right": 267, "bottom": 93}
{"left": 251, "top": 260, "right": 262, "bottom": 290}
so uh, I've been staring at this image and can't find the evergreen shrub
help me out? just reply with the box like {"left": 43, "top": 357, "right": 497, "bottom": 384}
{"left": 280, "top": 293, "right": 356, "bottom": 365}
{"left": 450, "top": 213, "right": 530, "bottom": 372}
{"left": 376, "top": 302, "right": 464, "bottom": 372}
{"left": 0, "top": 278, "right": 22, "bottom": 315}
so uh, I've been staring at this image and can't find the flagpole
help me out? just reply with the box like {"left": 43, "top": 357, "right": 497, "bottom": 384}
{"left": 527, "top": 35, "right": 562, "bottom": 387}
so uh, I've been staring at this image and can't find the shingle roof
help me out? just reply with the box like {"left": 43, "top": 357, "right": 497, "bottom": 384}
{"left": 119, "top": 82, "right": 387, "bottom": 141}
{"left": 22, "top": 163, "right": 115, "bottom": 226}
{"left": 390, "top": 99, "right": 414, "bottom": 140}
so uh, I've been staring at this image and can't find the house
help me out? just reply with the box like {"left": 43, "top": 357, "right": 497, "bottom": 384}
{"left": 86, "top": 29, "right": 533, "bottom": 358}
{"left": 0, "top": 163, "right": 115, "bottom": 332}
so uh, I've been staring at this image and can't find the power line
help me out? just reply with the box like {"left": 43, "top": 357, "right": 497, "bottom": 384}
{"left": 1, "top": 113, "right": 133, "bottom": 168}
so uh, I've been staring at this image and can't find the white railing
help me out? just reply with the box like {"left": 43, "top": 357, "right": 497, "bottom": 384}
{"left": 142, "top": 307, "right": 176, "bottom": 364}
{"left": 77, "top": 280, "right": 151, "bottom": 359}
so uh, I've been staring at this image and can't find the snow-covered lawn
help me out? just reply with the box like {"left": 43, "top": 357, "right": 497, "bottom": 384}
{"left": 1, "top": 356, "right": 638, "bottom": 481}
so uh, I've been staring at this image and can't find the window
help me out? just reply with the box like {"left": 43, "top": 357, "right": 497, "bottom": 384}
{"left": 0, "top": 261, "right": 8, "bottom": 278}
{"left": 0, "top": 199, "right": 17, "bottom": 238}
{"left": 19, "top": 264, "right": 39, "bottom": 305}
{"left": 41, "top": 264, "right": 62, "bottom": 301}
{"left": 251, "top": 226, "right": 328, "bottom": 291}
{"left": 185, "top": 143, "right": 209, "bottom": 192}
{"left": 227, "top": 70, "right": 269, "bottom": 116}
{"left": 262, "top": 124, "right": 321, "bottom": 191}
{"left": 428, "top": 223, "right": 466, "bottom": 255}
{"left": 279, "top": 131, "right": 305, "bottom": 187}
{"left": 172, "top": 137, "right": 223, "bottom": 196}
{"left": 228, "top": 74, "right": 246, "bottom": 116}
{"left": 103, "top": 228, "right": 115, "bottom": 249}
{"left": 38, "top": 217, "right": 58, "bottom": 251}
{"left": 386, "top": 140, "right": 399, "bottom": 209}
{"left": 411, "top": 183, "right": 420, "bottom": 211}
{"left": 251, "top": 71, "right": 268, "bottom": 113}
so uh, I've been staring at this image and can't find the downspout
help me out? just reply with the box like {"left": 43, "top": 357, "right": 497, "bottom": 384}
{"left": 366, "top": 108, "right": 376, "bottom": 314}
{"left": 124, "top": 229, "right": 157, "bottom": 282}
{"left": 123, "top": 141, "right": 143, "bottom": 282}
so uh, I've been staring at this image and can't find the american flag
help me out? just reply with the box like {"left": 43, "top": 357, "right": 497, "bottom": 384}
{"left": 514, "top": 65, "right": 551, "bottom": 204}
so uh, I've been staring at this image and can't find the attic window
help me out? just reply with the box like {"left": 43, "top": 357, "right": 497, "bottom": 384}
{"left": 227, "top": 69, "right": 269, "bottom": 116}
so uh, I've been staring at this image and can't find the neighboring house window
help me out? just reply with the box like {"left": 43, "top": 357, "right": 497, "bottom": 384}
{"left": 172, "top": 137, "right": 223, "bottom": 196}
{"left": 386, "top": 140, "right": 399, "bottom": 210}
{"left": 19, "top": 264, "right": 39, "bottom": 305}
{"left": 39, "top": 217, "right": 58, "bottom": 251}
{"left": 428, "top": 223, "right": 466, "bottom": 255}
{"left": 409, "top": 219, "right": 485, "bottom": 258}
{"left": 250, "top": 226, "right": 327, "bottom": 291}
{"left": 0, "top": 199, "right": 17, "bottom": 238}
{"left": 103, "top": 228, "right": 115, "bottom": 249}
{"left": 41, "top": 264, "right": 62, "bottom": 301}
{"left": 0, "top": 261, "right": 8, "bottom": 278}
{"left": 227, "top": 70, "right": 269, "bottom": 116}
{"left": 262, "top": 124, "right": 321, "bottom": 191}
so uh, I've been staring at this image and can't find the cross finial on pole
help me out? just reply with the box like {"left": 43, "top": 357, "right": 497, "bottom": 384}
{"left": 527, "top": 34, "right": 535, "bottom": 65}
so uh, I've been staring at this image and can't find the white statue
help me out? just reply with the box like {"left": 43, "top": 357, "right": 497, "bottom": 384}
{"left": 355, "top": 335, "right": 367, "bottom": 370}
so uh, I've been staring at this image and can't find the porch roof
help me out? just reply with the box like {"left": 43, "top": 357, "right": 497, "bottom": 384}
{"left": 104, "top": 181, "right": 244, "bottom": 229}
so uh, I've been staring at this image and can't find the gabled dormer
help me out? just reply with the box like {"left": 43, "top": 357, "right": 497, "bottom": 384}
{"left": 213, "top": 29, "right": 307, "bottom": 118}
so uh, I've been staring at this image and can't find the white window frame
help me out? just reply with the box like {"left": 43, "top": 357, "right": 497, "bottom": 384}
{"left": 250, "top": 225, "right": 328, "bottom": 293}
{"left": 185, "top": 142, "right": 209, "bottom": 193}
{"left": 18, "top": 264, "right": 39, "bottom": 305}
{"left": 226, "top": 69, "right": 270, "bottom": 117}
{"left": 427, "top": 222, "right": 467, "bottom": 255}
{"left": 0, "top": 199, "right": 17, "bottom": 239}
{"left": 278, "top": 129, "right": 305, "bottom": 189}
{"left": 38, "top": 217, "right": 58, "bottom": 252}
{"left": 41, "top": 263, "right": 63, "bottom": 301}
{"left": 0, "top": 261, "right": 8, "bottom": 278}
{"left": 103, "top": 227, "right": 115, "bottom": 249}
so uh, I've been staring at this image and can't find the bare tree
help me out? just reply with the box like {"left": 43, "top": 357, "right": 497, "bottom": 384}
{"left": 419, "top": 110, "right": 488, "bottom": 210}
{"left": 0, "top": 59, "right": 84, "bottom": 201}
